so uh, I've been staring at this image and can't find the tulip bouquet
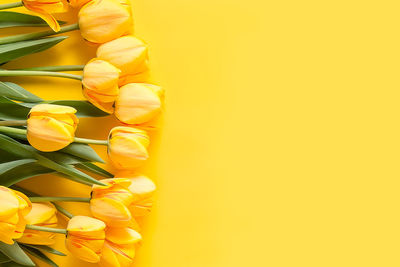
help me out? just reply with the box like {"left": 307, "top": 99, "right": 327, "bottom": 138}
{"left": 0, "top": 0, "right": 162, "bottom": 266}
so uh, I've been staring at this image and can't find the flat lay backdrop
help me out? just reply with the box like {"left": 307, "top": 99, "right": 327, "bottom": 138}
{"left": 2, "top": 0, "right": 400, "bottom": 266}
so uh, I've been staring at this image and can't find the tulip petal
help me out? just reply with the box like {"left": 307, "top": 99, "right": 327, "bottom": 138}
{"left": 66, "top": 237, "right": 102, "bottom": 263}
{"left": 0, "top": 187, "right": 19, "bottom": 219}
{"left": 90, "top": 198, "right": 131, "bottom": 227}
{"left": 106, "top": 227, "right": 141, "bottom": 245}
{"left": 24, "top": 202, "right": 56, "bottom": 225}
{"left": 67, "top": 216, "right": 106, "bottom": 232}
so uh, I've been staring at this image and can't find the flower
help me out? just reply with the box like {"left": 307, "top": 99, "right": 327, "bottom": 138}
{"left": 0, "top": 187, "right": 31, "bottom": 245}
{"left": 82, "top": 59, "right": 121, "bottom": 113}
{"left": 78, "top": 0, "right": 133, "bottom": 44}
{"left": 96, "top": 36, "right": 149, "bottom": 86}
{"left": 108, "top": 127, "right": 150, "bottom": 170}
{"left": 115, "top": 83, "right": 164, "bottom": 125}
{"left": 66, "top": 215, "right": 106, "bottom": 263}
{"left": 90, "top": 176, "right": 156, "bottom": 227}
{"left": 90, "top": 178, "right": 134, "bottom": 227}
{"left": 22, "top": 0, "right": 68, "bottom": 32}
{"left": 18, "top": 202, "right": 57, "bottom": 245}
{"left": 68, "top": 0, "right": 91, "bottom": 8}
{"left": 27, "top": 104, "right": 78, "bottom": 152}
{"left": 99, "top": 226, "right": 142, "bottom": 267}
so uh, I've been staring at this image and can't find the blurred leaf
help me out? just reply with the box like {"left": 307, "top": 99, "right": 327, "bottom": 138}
{"left": 0, "top": 134, "right": 104, "bottom": 186}
{"left": 0, "top": 159, "right": 36, "bottom": 174}
{"left": 0, "top": 242, "right": 34, "bottom": 266}
{"left": 61, "top": 143, "right": 105, "bottom": 163}
{"left": 0, "top": 82, "right": 42, "bottom": 102}
{"left": 0, "top": 36, "right": 67, "bottom": 64}
{"left": 20, "top": 245, "right": 57, "bottom": 267}
{"left": 21, "top": 100, "right": 108, "bottom": 118}
{"left": 77, "top": 162, "right": 113, "bottom": 178}
{"left": 19, "top": 245, "right": 65, "bottom": 257}
{"left": 0, "top": 11, "right": 65, "bottom": 28}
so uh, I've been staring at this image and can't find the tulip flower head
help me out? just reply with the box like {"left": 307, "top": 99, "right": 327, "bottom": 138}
{"left": 82, "top": 59, "right": 121, "bottom": 113}
{"left": 22, "top": 0, "right": 68, "bottom": 32}
{"left": 18, "top": 202, "right": 58, "bottom": 245}
{"left": 78, "top": 0, "right": 133, "bottom": 44}
{"left": 97, "top": 36, "right": 149, "bottom": 86}
{"left": 66, "top": 216, "right": 106, "bottom": 263}
{"left": 108, "top": 127, "right": 150, "bottom": 170}
{"left": 0, "top": 187, "right": 31, "bottom": 245}
{"left": 90, "top": 178, "right": 135, "bottom": 227}
{"left": 115, "top": 83, "right": 164, "bottom": 125}
{"left": 99, "top": 227, "right": 142, "bottom": 267}
{"left": 27, "top": 104, "right": 78, "bottom": 152}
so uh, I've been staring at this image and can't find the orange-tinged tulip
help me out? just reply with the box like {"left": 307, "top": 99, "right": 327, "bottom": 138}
{"left": 108, "top": 127, "right": 150, "bottom": 170}
{"left": 115, "top": 83, "right": 164, "bottom": 125}
{"left": 96, "top": 36, "right": 149, "bottom": 86}
{"left": 18, "top": 202, "right": 57, "bottom": 245}
{"left": 68, "top": 0, "right": 92, "bottom": 8}
{"left": 0, "top": 187, "right": 31, "bottom": 245}
{"left": 22, "top": 0, "right": 68, "bottom": 32}
{"left": 78, "top": 0, "right": 133, "bottom": 44}
{"left": 27, "top": 104, "right": 78, "bottom": 152}
{"left": 66, "top": 216, "right": 106, "bottom": 263}
{"left": 82, "top": 59, "right": 121, "bottom": 113}
{"left": 90, "top": 178, "right": 134, "bottom": 227}
{"left": 99, "top": 227, "right": 141, "bottom": 267}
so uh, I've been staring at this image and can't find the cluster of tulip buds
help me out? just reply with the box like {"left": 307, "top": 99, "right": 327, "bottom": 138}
{"left": 0, "top": 0, "right": 163, "bottom": 265}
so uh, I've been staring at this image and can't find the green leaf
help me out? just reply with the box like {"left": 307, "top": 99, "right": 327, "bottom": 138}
{"left": 0, "top": 251, "right": 10, "bottom": 263}
{"left": 0, "top": 97, "right": 30, "bottom": 120}
{"left": 0, "top": 159, "right": 36, "bottom": 174}
{"left": 0, "top": 11, "right": 65, "bottom": 29}
{"left": 18, "top": 245, "right": 65, "bottom": 257}
{"left": 20, "top": 245, "right": 57, "bottom": 267}
{"left": 0, "top": 162, "right": 54, "bottom": 187}
{"left": 21, "top": 100, "right": 108, "bottom": 118}
{"left": 0, "top": 262, "right": 27, "bottom": 267}
{"left": 0, "top": 36, "right": 67, "bottom": 64}
{"left": 0, "top": 82, "right": 42, "bottom": 102}
{"left": 0, "top": 242, "right": 35, "bottom": 267}
{"left": 77, "top": 162, "right": 113, "bottom": 178}
{"left": 0, "top": 134, "right": 104, "bottom": 186}
{"left": 61, "top": 143, "right": 105, "bottom": 163}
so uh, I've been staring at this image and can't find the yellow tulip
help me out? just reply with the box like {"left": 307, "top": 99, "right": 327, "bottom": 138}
{"left": 68, "top": 0, "right": 91, "bottom": 8}
{"left": 22, "top": 0, "right": 68, "bottom": 32}
{"left": 82, "top": 59, "right": 121, "bottom": 113}
{"left": 78, "top": 0, "right": 133, "bottom": 44}
{"left": 66, "top": 216, "right": 106, "bottom": 263}
{"left": 115, "top": 83, "right": 164, "bottom": 125}
{"left": 0, "top": 187, "right": 31, "bottom": 245}
{"left": 27, "top": 104, "right": 78, "bottom": 152}
{"left": 90, "top": 178, "right": 134, "bottom": 227}
{"left": 18, "top": 202, "right": 57, "bottom": 245}
{"left": 99, "top": 227, "right": 141, "bottom": 267}
{"left": 126, "top": 174, "right": 156, "bottom": 217}
{"left": 108, "top": 127, "right": 150, "bottom": 170}
{"left": 96, "top": 36, "right": 149, "bottom": 86}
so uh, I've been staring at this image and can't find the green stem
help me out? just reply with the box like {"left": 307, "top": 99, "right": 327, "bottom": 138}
{"left": 0, "top": 70, "right": 82, "bottom": 80}
{"left": 54, "top": 204, "right": 74, "bottom": 219}
{"left": 18, "top": 65, "right": 85, "bottom": 72}
{"left": 30, "top": 196, "right": 91, "bottom": 203}
{"left": 0, "top": 126, "right": 108, "bottom": 145}
{"left": 0, "top": 23, "right": 79, "bottom": 45}
{"left": 0, "top": 1, "right": 23, "bottom": 10}
{"left": 74, "top": 137, "right": 108, "bottom": 146}
{"left": 25, "top": 225, "right": 67, "bottom": 235}
{"left": 0, "top": 120, "right": 27, "bottom": 126}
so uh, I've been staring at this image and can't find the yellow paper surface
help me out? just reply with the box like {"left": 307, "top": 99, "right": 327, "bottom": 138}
{"left": 1, "top": 0, "right": 399, "bottom": 266}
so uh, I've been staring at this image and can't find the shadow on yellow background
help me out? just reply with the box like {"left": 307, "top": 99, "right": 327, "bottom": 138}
{"left": 1, "top": 0, "right": 399, "bottom": 266}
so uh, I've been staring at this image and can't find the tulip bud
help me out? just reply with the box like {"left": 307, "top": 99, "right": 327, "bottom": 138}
{"left": 18, "top": 202, "right": 57, "bottom": 245}
{"left": 22, "top": 0, "right": 68, "bottom": 32}
{"left": 66, "top": 216, "right": 106, "bottom": 263}
{"left": 0, "top": 187, "right": 31, "bottom": 245}
{"left": 99, "top": 227, "right": 141, "bottom": 267}
{"left": 96, "top": 36, "right": 149, "bottom": 86}
{"left": 115, "top": 83, "right": 163, "bottom": 125}
{"left": 82, "top": 59, "right": 121, "bottom": 113}
{"left": 27, "top": 104, "right": 79, "bottom": 152}
{"left": 108, "top": 127, "right": 150, "bottom": 170}
{"left": 78, "top": 0, "right": 133, "bottom": 44}
{"left": 90, "top": 178, "right": 134, "bottom": 227}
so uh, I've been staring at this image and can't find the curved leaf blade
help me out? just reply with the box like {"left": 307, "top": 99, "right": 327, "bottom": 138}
{"left": 19, "top": 245, "right": 65, "bottom": 257}
{"left": 0, "top": 242, "right": 34, "bottom": 267}
{"left": 0, "top": 11, "right": 65, "bottom": 28}
{"left": 0, "top": 82, "right": 42, "bottom": 102}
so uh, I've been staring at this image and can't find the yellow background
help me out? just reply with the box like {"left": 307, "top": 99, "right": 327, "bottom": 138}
{"left": 1, "top": 0, "right": 400, "bottom": 266}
